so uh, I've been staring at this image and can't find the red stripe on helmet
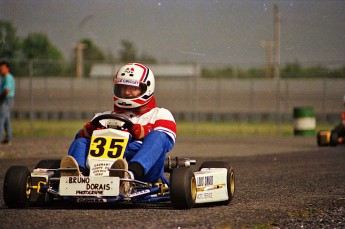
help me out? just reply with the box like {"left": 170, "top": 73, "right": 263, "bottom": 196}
{"left": 134, "top": 63, "right": 148, "bottom": 82}
{"left": 132, "top": 98, "right": 147, "bottom": 105}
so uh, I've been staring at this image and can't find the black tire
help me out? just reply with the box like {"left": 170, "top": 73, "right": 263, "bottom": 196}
{"left": 170, "top": 167, "right": 196, "bottom": 209}
{"left": 199, "top": 161, "right": 235, "bottom": 205}
{"left": 35, "top": 159, "right": 61, "bottom": 169}
{"left": 317, "top": 130, "right": 330, "bottom": 146}
{"left": 330, "top": 131, "right": 338, "bottom": 147}
{"left": 3, "top": 166, "right": 31, "bottom": 208}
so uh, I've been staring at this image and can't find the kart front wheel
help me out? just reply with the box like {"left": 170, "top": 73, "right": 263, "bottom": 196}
{"left": 199, "top": 161, "right": 235, "bottom": 205}
{"left": 170, "top": 167, "right": 196, "bottom": 209}
{"left": 3, "top": 166, "right": 32, "bottom": 208}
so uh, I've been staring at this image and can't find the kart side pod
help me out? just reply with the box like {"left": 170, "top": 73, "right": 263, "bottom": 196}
{"left": 170, "top": 160, "right": 235, "bottom": 209}
{"left": 194, "top": 168, "right": 229, "bottom": 204}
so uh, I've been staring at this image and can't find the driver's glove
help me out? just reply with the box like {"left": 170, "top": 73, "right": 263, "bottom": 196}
{"left": 79, "top": 121, "right": 97, "bottom": 138}
{"left": 130, "top": 124, "right": 153, "bottom": 140}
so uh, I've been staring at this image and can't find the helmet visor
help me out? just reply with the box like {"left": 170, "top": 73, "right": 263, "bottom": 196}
{"left": 114, "top": 83, "right": 147, "bottom": 99}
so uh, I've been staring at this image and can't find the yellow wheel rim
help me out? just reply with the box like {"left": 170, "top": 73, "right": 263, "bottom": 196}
{"left": 191, "top": 175, "right": 197, "bottom": 201}
{"left": 230, "top": 171, "right": 235, "bottom": 196}
{"left": 26, "top": 176, "right": 31, "bottom": 199}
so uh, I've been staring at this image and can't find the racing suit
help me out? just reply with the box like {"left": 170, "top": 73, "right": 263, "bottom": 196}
{"left": 331, "top": 112, "right": 345, "bottom": 137}
{"left": 68, "top": 100, "right": 176, "bottom": 183}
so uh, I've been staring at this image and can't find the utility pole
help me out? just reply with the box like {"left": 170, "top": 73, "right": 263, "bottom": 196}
{"left": 76, "top": 42, "right": 86, "bottom": 79}
{"left": 76, "top": 15, "right": 93, "bottom": 78}
{"left": 260, "top": 40, "right": 274, "bottom": 79}
{"left": 273, "top": 4, "right": 281, "bottom": 128}
{"left": 273, "top": 4, "right": 281, "bottom": 79}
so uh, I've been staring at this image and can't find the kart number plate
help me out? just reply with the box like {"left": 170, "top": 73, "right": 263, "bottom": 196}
{"left": 59, "top": 176, "right": 120, "bottom": 196}
{"left": 88, "top": 136, "right": 128, "bottom": 159}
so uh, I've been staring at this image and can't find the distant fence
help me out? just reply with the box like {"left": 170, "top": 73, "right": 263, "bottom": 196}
{"left": 12, "top": 76, "right": 344, "bottom": 124}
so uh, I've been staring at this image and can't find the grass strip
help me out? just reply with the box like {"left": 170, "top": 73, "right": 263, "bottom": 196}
{"left": 11, "top": 120, "right": 333, "bottom": 137}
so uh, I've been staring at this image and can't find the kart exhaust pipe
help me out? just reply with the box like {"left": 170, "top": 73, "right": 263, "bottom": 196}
{"left": 164, "top": 156, "right": 196, "bottom": 172}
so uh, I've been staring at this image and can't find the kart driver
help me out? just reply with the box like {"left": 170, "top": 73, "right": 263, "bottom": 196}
{"left": 327, "top": 95, "right": 345, "bottom": 139}
{"left": 60, "top": 63, "right": 176, "bottom": 190}
{"left": 332, "top": 95, "right": 345, "bottom": 136}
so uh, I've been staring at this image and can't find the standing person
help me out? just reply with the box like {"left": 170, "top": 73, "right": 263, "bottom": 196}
{"left": 60, "top": 63, "right": 176, "bottom": 195}
{"left": 0, "top": 61, "right": 15, "bottom": 145}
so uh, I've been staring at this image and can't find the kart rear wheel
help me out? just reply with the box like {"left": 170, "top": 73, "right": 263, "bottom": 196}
{"left": 317, "top": 130, "right": 330, "bottom": 146}
{"left": 330, "top": 131, "right": 338, "bottom": 147}
{"left": 170, "top": 167, "right": 196, "bottom": 209}
{"left": 3, "top": 166, "right": 31, "bottom": 208}
{"left": 199, "top": 161, "right": 235, "bottom": 205}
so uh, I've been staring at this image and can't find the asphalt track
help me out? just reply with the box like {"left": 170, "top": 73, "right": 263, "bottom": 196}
{"left": 0, "top": 136, "right": 344, "bottom": 228}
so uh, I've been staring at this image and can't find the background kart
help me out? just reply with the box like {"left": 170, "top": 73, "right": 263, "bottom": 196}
{"left": 317, "top": 129, "right": 345, "bottom": 147}
{"left": 317, "top": 112, "right": 345, "bottom": 147}
{"left": 3, "top": 114, "right": 235, "bottom": 209}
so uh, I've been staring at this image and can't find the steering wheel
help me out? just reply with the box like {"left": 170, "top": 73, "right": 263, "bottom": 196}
{"left": 90, "top": 114, "right": 134, "bottom": 130}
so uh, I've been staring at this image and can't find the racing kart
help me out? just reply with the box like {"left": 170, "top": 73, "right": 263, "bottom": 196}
{"left": 317, "top": 113, "right": 345, "bottom": 147}
{"left": 3, "top": 114, "right": 235, "bottom": 209}
{"left": 317, "top": 129, "right": 344, "bottom": 147}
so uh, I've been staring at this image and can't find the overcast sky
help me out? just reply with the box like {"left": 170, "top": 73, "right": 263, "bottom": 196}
{"left": 1, "top": 0, "right": 345, "bottom": 67}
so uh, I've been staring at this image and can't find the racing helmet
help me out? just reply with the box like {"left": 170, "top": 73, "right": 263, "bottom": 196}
{"left": 113, "top": 63, "right": 155, "bottom": 109}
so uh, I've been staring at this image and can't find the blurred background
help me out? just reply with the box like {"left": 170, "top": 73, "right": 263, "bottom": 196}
{"left": 0, "top": 0, "right": 344, "bottom": 128}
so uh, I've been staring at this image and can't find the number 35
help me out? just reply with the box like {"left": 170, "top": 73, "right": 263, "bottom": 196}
{"left": 89, "top": 137, "right": 126, "bottom": 159}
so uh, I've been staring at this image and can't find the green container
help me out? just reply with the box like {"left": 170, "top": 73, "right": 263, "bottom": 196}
{"left": 293, "top": 107, "right": 316, "bottom": 136}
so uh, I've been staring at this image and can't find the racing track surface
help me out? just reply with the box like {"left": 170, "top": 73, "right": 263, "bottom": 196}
{"left": 0, "top": 136, "right": 345, "bottom": 228}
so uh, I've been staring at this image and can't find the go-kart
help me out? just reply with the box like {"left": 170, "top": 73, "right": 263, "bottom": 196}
{"left": 317, "top": 113, "right": 345, "bottom": 147}
{"left": 317, "top": 129, "right": 344, "bottom": 147}
{"left": 3, "top": 114, "right": 235, "bottom": 209}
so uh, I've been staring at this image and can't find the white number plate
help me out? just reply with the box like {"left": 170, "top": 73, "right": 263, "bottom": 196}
{"left": 59, "top": 176, "right": 119, "bottom": 196}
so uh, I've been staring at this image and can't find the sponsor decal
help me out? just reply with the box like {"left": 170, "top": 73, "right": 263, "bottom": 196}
{"left": 68, "top": 176, "right": 90, "bottom": 184}
{"left": 76, "top": 190, "right": 104, "bottom": 195}
{"left": 128, "top": 189, "right": 150, "bottom": 198}
{"left": 118, "top": 102, "right": 132, "bottom": 106}
{"left": 124, "top": 67, "right": 135, "bottom": 74}
{"left": 115, "top": 78, "right": 139, "bottom": 87}
{"left": 197, "top": 192, "right": 213, "bottom": 200}
{"left": 90, "top": 162, "right": 112, "bottom": 177}
{"left": 60, "top": 176, "right": 119, "bottom": 196}
{"left": 194, "top": 169, "right": 229, "bottom": 204}
{"left": 73, "top": 180, "right": 111, "bottom": 195}
{"left": 76, "top": 198, "right": 107, "bottom": 203}
{"left": 197, "top": 175, "right": 214, "bottom": 187}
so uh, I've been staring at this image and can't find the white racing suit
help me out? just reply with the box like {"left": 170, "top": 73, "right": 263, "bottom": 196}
{"left": 68, "top": 107, "right": 176, "bottom": 183}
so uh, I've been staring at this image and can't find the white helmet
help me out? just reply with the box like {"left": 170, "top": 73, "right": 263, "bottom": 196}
{"left": 113, "top": 63, "right": 155, "bottom": 109}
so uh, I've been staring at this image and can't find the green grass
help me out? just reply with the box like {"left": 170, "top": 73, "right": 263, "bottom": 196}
{"left": 178, "top": 121, "right": 289, "bottom": 136}
{"left": 12, "top": 120, "right": 85, "bottom": 137}
{"left": 178, "top": 121, "right": 333, "bottom": 137}
{"left": 11, "top": 120, "right": 334, "bottom": 138}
